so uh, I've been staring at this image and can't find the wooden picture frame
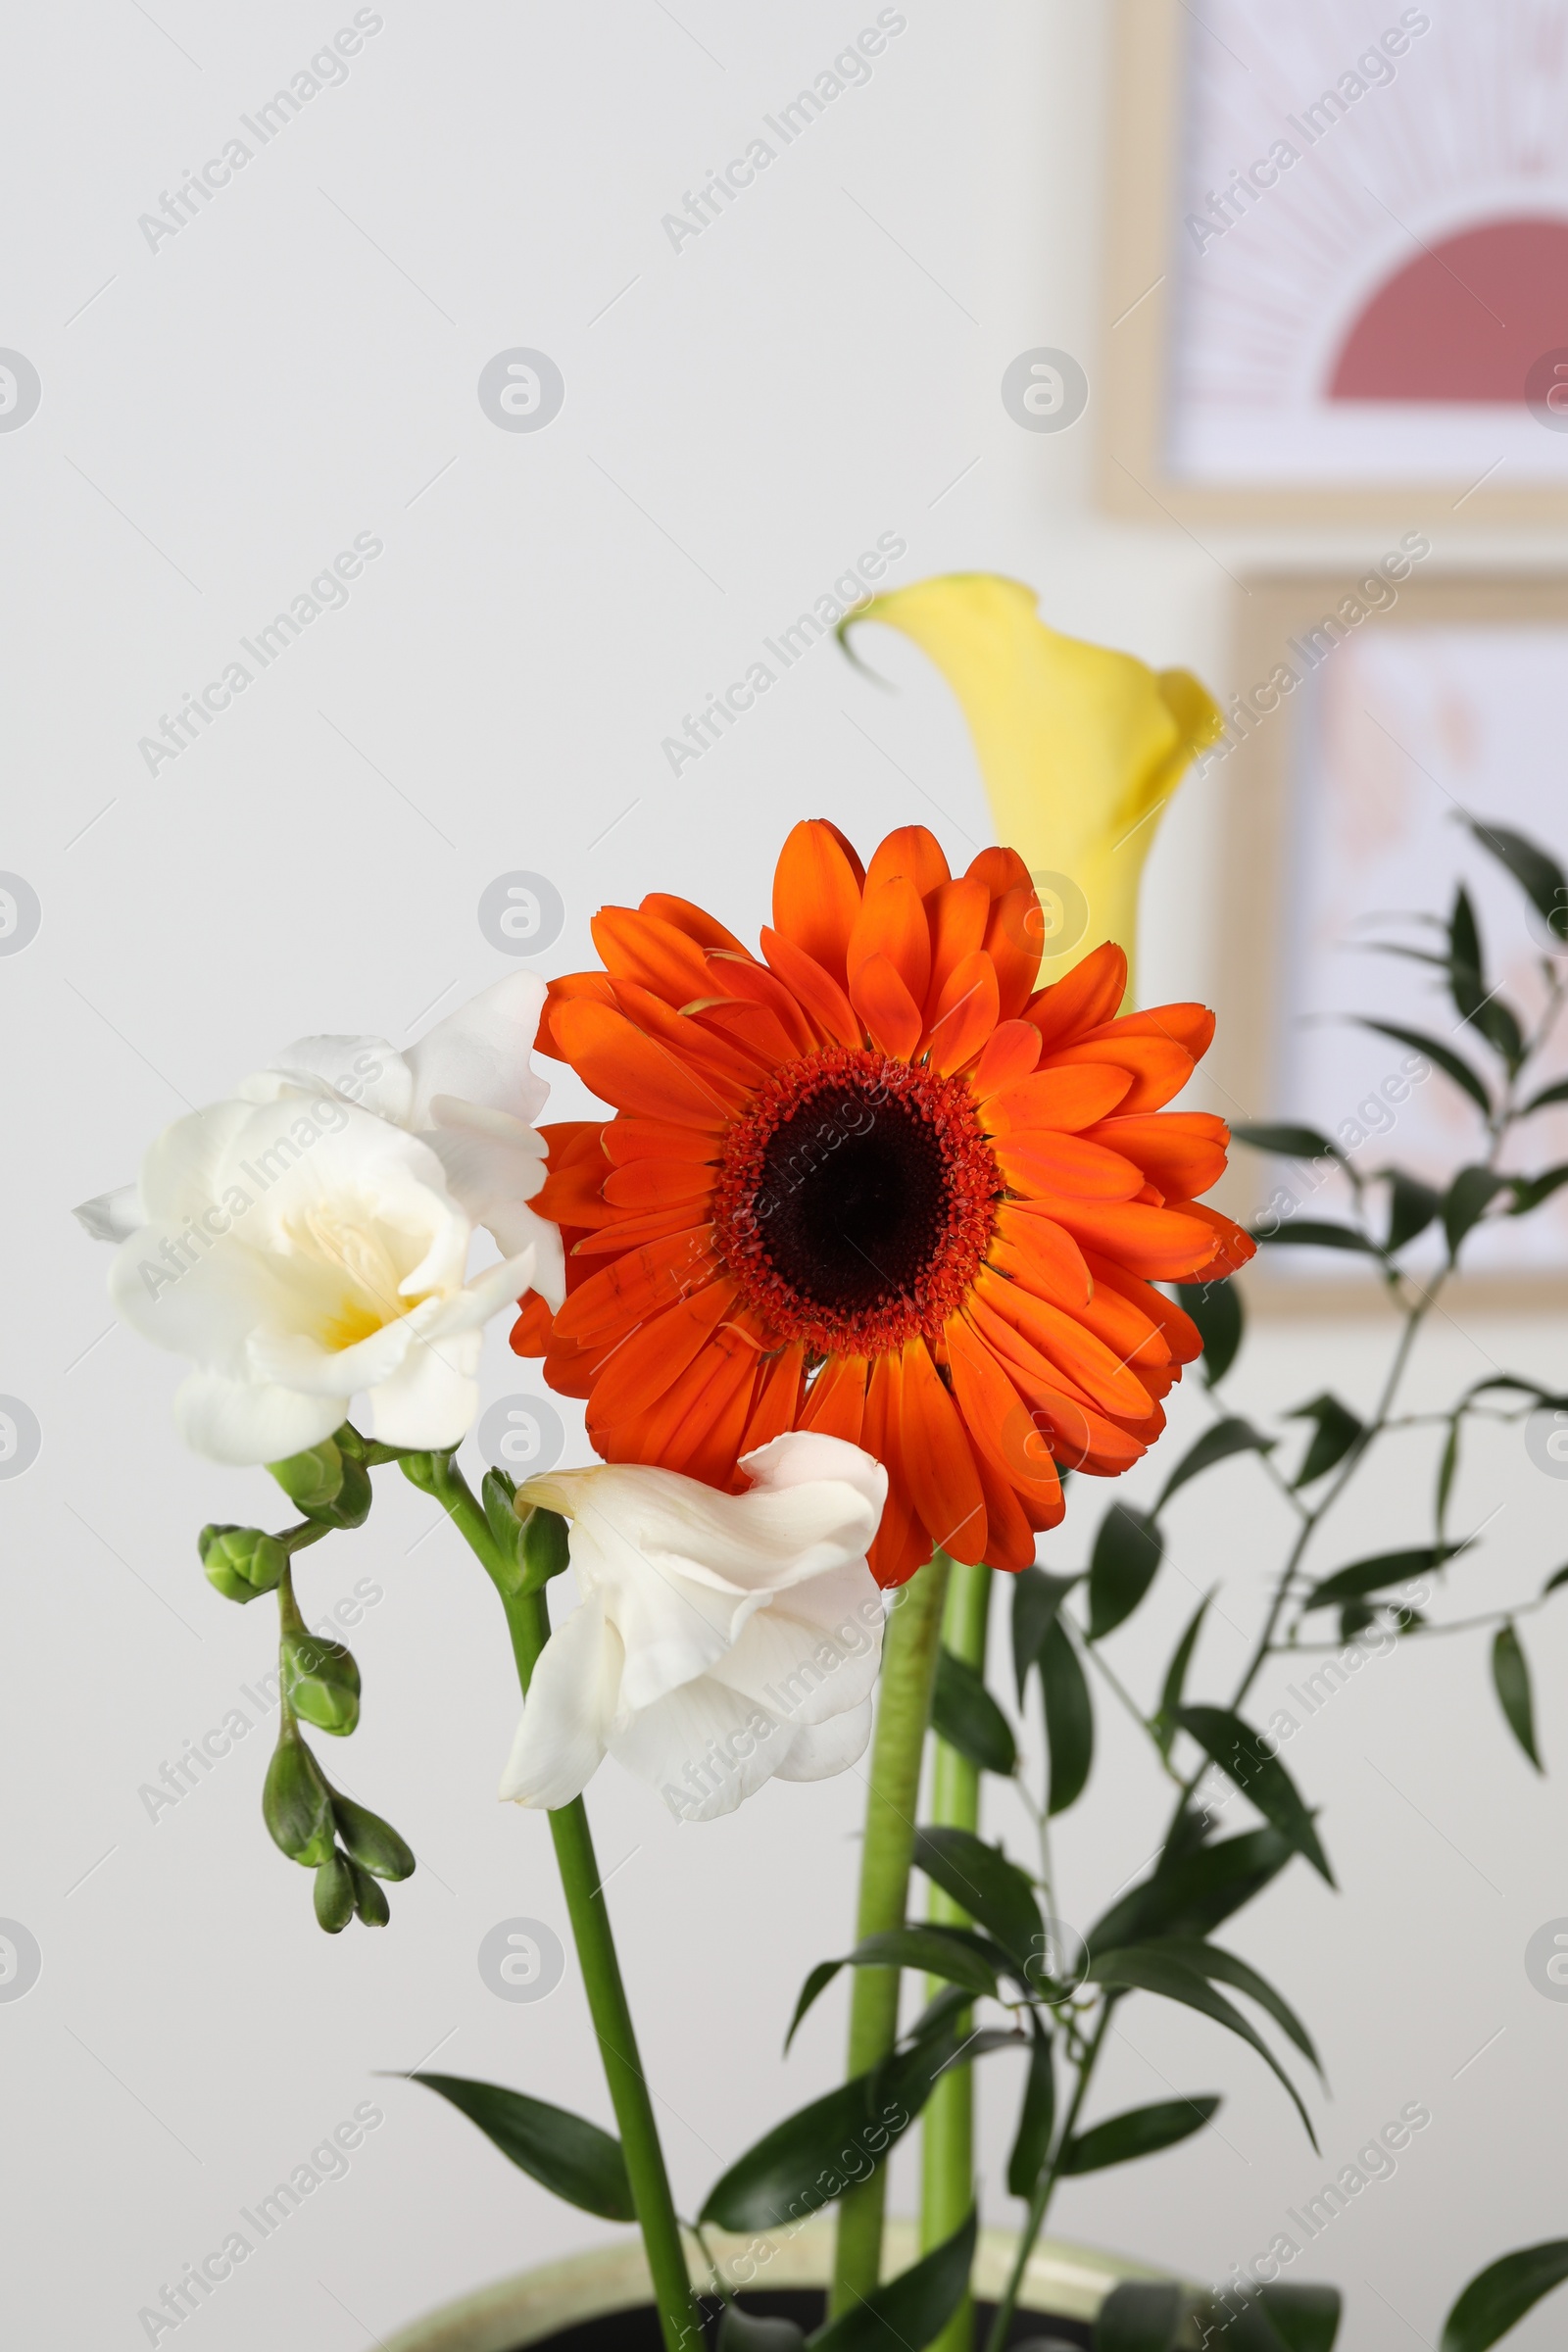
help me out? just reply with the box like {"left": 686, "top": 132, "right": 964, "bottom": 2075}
{"left": 1101, "top": 0, "right": 1568, "bottom": 529}
{"left": 1204, "top": 571, "right": 1568, "bottom": 1314}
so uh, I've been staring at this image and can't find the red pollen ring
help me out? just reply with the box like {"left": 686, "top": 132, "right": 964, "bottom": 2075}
{"left": 710, "top": 1047, "right": 1002, "bottom": 1358}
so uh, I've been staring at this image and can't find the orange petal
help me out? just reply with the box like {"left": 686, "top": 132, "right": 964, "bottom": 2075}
{"left": 799, "top": 1353, "right": 869, "bottom": 1445}
{"left": 601, "top": 1157, "right": 717, "bottom": 1211}
{"left": 538, "top": 971, "right": 617, "bottom": 1060}
{"left": 738, "top": 1343, "right": 806, "bottom": 1458}
{"left": 557, "top": 1227, "right": 720, "bottom": 1345}
{"left": 1040, "top": 1035, "right": 1194, "bottom": 1116}
{"left": 924, "top": 877, "right": 992, "bottom": 1022}
{"left": 993, "top": 1132, "right": 1145, "bottom": 1201}
{"left": 1082, "top": 1251, "right": 1204, "bottom": 1366}
{"left": 1073, "top": 1275, "right": 1171, "bottom": 1371}
{"left": 509, "top": 1291, "right": 554, "bottom": 1356}
{"left": 1024, "top": 942, "right": 1128, "bottom": 1053}
{"left": 1178, "top": 1202, "right": 1257, "bottom": 1277}
{"left": 945, "top": 1311, "right": 1065, "bottom": 1505}
{"left": 980, "top": 1065, "right": 1132, "bottom": 1134}
{"left": 772, "top": 819, "right": 865, "bottom": 985}
{"left": 1011, "top": 1192, "right": 1222, "bottom": 1279}
{"left": 571, "top": 1204, "right": 712, "bottom": 1254}
{"left": 555, "top": 1001, "right": 734, "bottom": 1127}
{"left": 760, "top": 926, "right": 860, "bottom": 1048}
{"left": 676, "top": 1330, "right": 767, "bottom": 1487}
{"left": 983, "top": 887, "right": 1044, "bottom": 1022}
{"left": 848, "top": 875, "right": 932, "bottom": 1008}
{"left": 971, "top": 1442, "right": 1051, "bottom": 1568}
{"left": 989, "top": 1205, "right": 1092, "bottom": 1309}
{"left": 640, "top": 891, "right": 748, "bottom": 956}
{"left": 898, "top": 1337, "right": 987, "bottom": 1564}
{"left": 850, "top": 952, "right": 923, "bottom": 1060}
{"left": 1082, "top": 1113, "right": 1229, "bottom": 1202}
{"left": 865, "top": 824, "right": 951, "bottom": 899}
{"left": 592, "top": 906, "right": 712, "bottom": 1006}
{"left": 602, "top": 1119, "right": 719, "bottom": 1166}
{"left": 1082, "top": 1003, "right": 1216, "bottom": 1060}
{"left": 610, "top": 980, "right": 765, "bottom": 1094}
{"left": 972, "top": 1020, "right": 1042, "bottom": 1097}
{"left": 597, "top": 1319, "right": 754, "bottom": 1474}
{"left": 705, "top": 952, "right": 816, "bottom": 1054}
{"left": 686, "top": 998, "right": 802, "bottom": 1068}
{"left": 961, "top": 1298, "right": 1142, "bottom": 1475}
{"left": 965, "top": 846, "right": 1033, "bottom": 900}
{"left": 974, "top": 1265, "right": 1155, "bottom": 1419}
{"left": 926, "top": 951, "right": 1001, "bottom": 1076}
{"left": 587, "top": 1278, "right": 739, "bottom": 1424}
{"left": 863, "top": 1352, "right": 926, "bottom": 1588}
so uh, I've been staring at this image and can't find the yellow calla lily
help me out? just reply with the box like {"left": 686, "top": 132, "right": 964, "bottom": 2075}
{"left": 845, "top": 572, "right": 1223, "bottom": 1004}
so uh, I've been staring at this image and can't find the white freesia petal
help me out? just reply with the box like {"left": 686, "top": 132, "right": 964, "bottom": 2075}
{"left": 174, "top": 1369, "right": 345, "bottom": 1465}
{"left": 775, "top": 1701, "right": 874, "bottom": 1784}
{"left": 500, "top": 1597, "right": 621, "bottom": 1810}
{"left": 405, "top": 971, "right": 550, "bottom": 1129}
{"left": 72, "top": 1183, "right": 143, "bottom": 1242}
{"left": 486, "top": 1200, "right": 564, "bottom": 1307}
{"left": 506, "top": 1440, "right": 888, "bottom": 1819}
{"left": 366, "top": 1324, "right": 482, "bottom": 1448}
{"left": 258, "top": 1034, "right": 415, "bottom": 1123}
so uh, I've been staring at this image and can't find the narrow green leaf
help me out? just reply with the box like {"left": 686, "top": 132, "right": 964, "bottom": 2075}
{"left": 1448, "top": 883, "right": 1484, "bottom": 1015}
{"left": 1175, "top": 1707, "right": 1334, "bottom": 1885}
{"left": 1440, "top": 2238, "right": 1568, "bottom": 2352}
{"left": 703, "top": 2038, "right": 948, "bottom": 2233}
{"left": 1510, "top": 1164, "right": 1568, "bottom": 1216}
{"left": 1154, "top": 1593, "right": 1212, "bottom": 1751}
{"left": 721, "top": 2307, "right": 807, "bottom": 2352}
{"left": 1089, "top": 1827, "right": 1295, "bottom": 1954}
{"left": 1006, "top": 2010, "right": 1055, "bottom": 2196}
{"left": 1231, "top": 1123, "right": 1347, "bottom": 1165}
{"left": 809, "top": 2210, "right": 977, "bottom": 2352}
{"left": 1095, "top": 2279, "right": 1191, "bottom": 2350}
{"left": 1460, "top": 814, "right": 1568, "bottom": 936}
{"left": 1285, "top": 1395, "right": 1364, "bottom": 1490}
{"left": 1542, "top": 1563, "right": 1568, "bottom": 1595}
{"left": 1258, "top": 2281, "right": 1343, "bottom": 2352}
{"left": 1157, "top": 1418, "right": 1274, "bottom": 1511}
{"left": 1175, "top": 1277, "right": 1244, "bottom": 1385}
{"left": 784, "top": 1928, "right": 1004, "bottom": 2051}
{"left": 911, "top": 1828, "right": 1042, "bottom": 1967}
{"left": 933, "top": 1648, "right": 1016, "bottom": 1776}
{"left": 1088, "top": 1505, "right": 1164, "bottom": 1640}
{"left": 1446, "top": 1166, "right": 1511, "bottom": 1254}
{"left": 1088, "top": 1945, "right": 1318, "bottom": 2145}
{"left": 1302, "top": 1544, "right": 1453, "bottom": 1611}
{"left": 1253, "top": 1219, "right": 1382, "bottom": 1255}
{"left": 1523, "top": 1075, "right": 1568, "bottom": 1114}
{"left": 1355, "top": 1018, "right": 1492, "bottom": 1116}
{"left": 1042, "top": 1616, "right": 1094, "bottom": 1817}
{"left": 407, "top": 2075, "right": 633, "bottom": 2222}
{"left": 1155, "top": 1938, "right": 1322, "bottom": 2073}
{"left": 1063, "top": 2094, "right": 1219, "bottom": 2175}
{"left": 1492, "top": 1623, "right": 1543, "bottom": 1771}
{"left": 1436, "top": 1417, "right": 1461, "bottom": 1540}
{"left": 1011, "top": 1565, "right": 1080, "bottom": 1705}
{"left": 1386, "top": 1170, "right": 1444, "bottom": 1253}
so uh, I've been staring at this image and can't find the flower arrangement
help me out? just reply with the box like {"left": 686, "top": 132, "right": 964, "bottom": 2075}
{"left": 83, "top": 576, "right": 1568, "bottom": 2352}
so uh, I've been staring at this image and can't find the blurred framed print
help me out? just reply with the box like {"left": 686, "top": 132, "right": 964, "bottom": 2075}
{"left": 1205, "top": 571, "right": 1568, "bottom": 1309}
{"left": 1103, "top": 0, "right": 1568, "bottom": 524}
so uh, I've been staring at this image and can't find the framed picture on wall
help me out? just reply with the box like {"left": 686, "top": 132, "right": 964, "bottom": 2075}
{"left": 1102, "top": 0, "right": 1568, "bottom": 525}
{"left": 1204, "top": 570, "right": 1568, "bottom": 1310}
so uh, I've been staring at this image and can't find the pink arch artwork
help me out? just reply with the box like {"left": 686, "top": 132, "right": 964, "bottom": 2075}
{"left": 1329, "top": 215, "right": 1568, "bottom": 402}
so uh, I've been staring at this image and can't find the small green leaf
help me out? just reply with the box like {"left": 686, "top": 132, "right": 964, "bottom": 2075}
{"left": 1441, "top": 2238, "right": 1568, "bottom": 2352}
{"left": 1157, "top": 1418, "right": 1274, "bottom": 1511}
{"left": 1492, "top": 1623, "right": 1543, "bottom": 1771}
{"left": 1154, "top": 1593, "right": 1212, "bottom": 1751}
{"left": 1006, "top": 2010, "right": 1055, "bottom": 2196}
{"left": 785, "top": 1928, "right": 1004, "bottom": 2050}
{"left": 1041, "top": 1616, "right": 1094, "bottom": 1816}
{"left": 1011, "top": 1566, "right": 1079, "bottom": 1704}
{"left": 933, "top": 1649, "right": 1016, "bottom": 1776}
{"left": 1523, "top": 1076, "right": 1568, "bottom": 1114}
{"left": 1448, "top": 882, "right": 1485, "bottom": 1014}
{"left": 407, "top": 2075, "right": 633, "bottom": 2221}
{"left": 721, "top": 2307, "right": 807, "bottom": 2352}
{"left": 1231, "top": 1123, "right": 1347, "bottom": 1166}
{"left": 1088, "top": 1505, "right": 1164, "bottom": 1640}
{"left": 1095, "top": 2279, "right": 1191, "bottom": 2350}
{"left": 1253, "top": 1219, "right": 1382, "bottom": 1255}
{"left": 1089, "top": 1827, "right": 1295, "bottom": 1953}
{"left": 1088, "top": 1944, "right": 1317, "bottom": 2145}
{"left": 703, "top": 2037, "right": 952, "bottom": 2233}
{"left": 1175, "top": 1277, "right": 1244, "bottom": 1385}
{"left": 1436, "top": 1417, "right": 1461, "bottom": 1540}
{"left": 1445, "top": 1166, "right": 1512, "bottom": 1254}
{"left": 1175, "top": 1707, "right": 1334, "bottom": 1885}
{"left": 1460, "top": 814, "right": 1568, "bottom": 937}
{"left": 1063, "top": 2094, "right": 1219, "bottom": 2175}
{"left": 1302, "top": 1544, "right": 1454, "bottom": 1612}
{"left": 1285, "top": 1395, "right": 1364, "bottom": 1489}
{"left": 1386, "top": 1170, "right": 1444, "bottom": 1253}
{"left": 911, "top": 1828, "right": 1042, "bottom": 1968}
{"left": 1154, "top": 1938, "right": 1321, "bottom": 2073}
{"left": 1543, "top": 1563, "right": 1568, "bottom": 1596}
{"left": 1355, "top": 1018, "right": 1492, "bottom": 1117}
{"left": 1509, "top": 1164, "right": 1568, "bottom": 1216}
{"left": 809, "top": 2210, "right": 977, "bottom": 2352}
{"left": 1256, "top": 2282, "right": 1342, "bottom": 2352}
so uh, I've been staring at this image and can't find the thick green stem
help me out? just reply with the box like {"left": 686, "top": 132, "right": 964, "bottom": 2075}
{"left": 418, "top": 1454, "right": 696, "bottom": 2352}
{"left": 921, "top": 1559, "right": 993, "bottom": 2352}
{"left": 830, "top": 1549, "right": 954, "bottom": 2317}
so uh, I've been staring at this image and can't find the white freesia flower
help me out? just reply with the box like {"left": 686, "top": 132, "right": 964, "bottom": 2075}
{"left": 75, "top": 971, "right": 564, "bottom": 1307}
{"left": 499, "top": 1434, "right": 889, "bottom": 1822}
{"left": 96, "top": 1089, "right": 539, "bottom": 1463}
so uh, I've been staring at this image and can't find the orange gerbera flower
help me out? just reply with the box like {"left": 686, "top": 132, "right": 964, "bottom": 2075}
{"left": 513, "top": 821, "right": 1253, "bottom": 1588}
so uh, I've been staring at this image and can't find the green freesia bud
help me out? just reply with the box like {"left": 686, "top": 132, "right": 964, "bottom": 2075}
{"left": 398, "top": 1448, "right": 453, "bottom": 1498}
{"left": 263, "top": 1721, "right": 335, "bottom": 1866}
{"left": 199, "top": 1524, "right": 286, "bottom": 1604}
{"left": 281, "top": 1629, "right": 362, "bottom": 1736}
{"left": 516, "top": 1503, "right": 570, "bottom": 1593}
{"left": 332, "top": 1792, "right": 416, "bottom": 1882}
{"left": 269, "top": 1438, "right": 344, "bottom": 1514}
{"left": 349, "top": 1860, "right": 390, "bottom": 1927}
{"left": 314, "top": 1850, "right": 355, "bottom": 1934}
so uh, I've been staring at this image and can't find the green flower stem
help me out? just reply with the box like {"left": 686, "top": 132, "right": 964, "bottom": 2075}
{"left": 982, "top": 2001, "right": 1113, "bottom": 2352}
{"left": 416, "top": 1452, "right": 697, "bottom": 2352}
{"left": 921, "top": 1558, "right": 993, "bottom": 2352}
{"left": 830, "top": 1548, "right": 954, "bottom": 2318}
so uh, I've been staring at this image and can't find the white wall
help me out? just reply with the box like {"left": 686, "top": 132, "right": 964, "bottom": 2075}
{"left": 3, "top": 6, "right": 1565, "bottom": 2346}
